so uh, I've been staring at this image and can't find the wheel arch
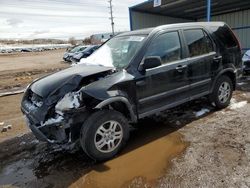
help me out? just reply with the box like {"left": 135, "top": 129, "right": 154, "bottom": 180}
{"left": 94, "top": 97, "right": 137, "bottom": 123}
{"left": 211, "top": 68, "right": 236, "bottom": 92}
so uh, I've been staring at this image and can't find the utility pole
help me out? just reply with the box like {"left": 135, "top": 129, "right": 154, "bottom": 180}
{"left": 108, "top": 0, "right": 115, "bottom": 36}
{"left": 207, "top": 0, "right": 211, "bottom": 22}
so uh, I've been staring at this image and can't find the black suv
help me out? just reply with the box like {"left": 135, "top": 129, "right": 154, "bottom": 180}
{"left": 21, "top": 22, "right": 242, "bottom": 161}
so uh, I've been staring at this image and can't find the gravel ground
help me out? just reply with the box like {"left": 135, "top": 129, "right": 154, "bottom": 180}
{"left": 158, "top": 80, "right": 250, "bottom": 188}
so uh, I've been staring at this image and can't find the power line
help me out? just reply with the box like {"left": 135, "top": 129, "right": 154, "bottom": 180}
{"left": 108, "top": 0, "right": 115, "bottom": 36}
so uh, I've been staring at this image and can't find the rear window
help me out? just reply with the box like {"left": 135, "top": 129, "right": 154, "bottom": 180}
{"left": 211, "top": 25, "right": 238, "bottom": 48}
{"left": 184, "top": 29, "right": 213, "bottom": 57}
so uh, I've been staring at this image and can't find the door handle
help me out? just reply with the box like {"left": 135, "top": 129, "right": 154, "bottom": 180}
{"left": 136, "top": 80, "right": 146, "bottom": 87}
{"left": 213, "top": 56, "right": 222, "bottom": 62}
{"left": 175, "top": 65, "right": 187, "bottom": 72}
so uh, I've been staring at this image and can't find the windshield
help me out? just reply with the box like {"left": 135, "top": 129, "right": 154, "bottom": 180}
{"left": 80, "top": 35, "right": 146, "bottom": 68}
{"left": 70, "top": 46, "right": 87, "bottom": 53}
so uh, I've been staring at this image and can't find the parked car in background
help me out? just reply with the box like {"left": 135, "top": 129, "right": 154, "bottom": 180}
{"left": 22, "top": 22, "right": 242, "bottom": 161}
{"left": 63, "top": 45, "right": 87, "bottom": 62}
{"left": 242, "top": 50, "right": 250, "bottom": 74}
{"left": 71, "top": 45, "right": 100, "bottom": 63}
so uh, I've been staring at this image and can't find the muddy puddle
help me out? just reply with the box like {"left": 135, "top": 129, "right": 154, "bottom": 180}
{"left": 73, "top": 131, "right": 186, "bottom": 188}
{"left": 0, "top": 117, "right": 188, "bottom": 188}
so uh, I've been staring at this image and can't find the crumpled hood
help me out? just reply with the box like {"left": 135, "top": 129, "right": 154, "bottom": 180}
{"left": 30, "top": 64, "right": 113, "bottom": 98}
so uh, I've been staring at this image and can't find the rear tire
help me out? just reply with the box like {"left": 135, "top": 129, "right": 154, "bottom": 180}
{"left": 80, "top": 110, "right": 129, "bottom": 161}
{"left": 209, "top": 75, "right": 233, "bottom": 109}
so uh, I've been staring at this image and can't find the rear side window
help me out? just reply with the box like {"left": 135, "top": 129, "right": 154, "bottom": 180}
{"left": 184, "top": 29, "right": 213, "bottom": 57}
{"left": 211, "top": 26, "right": 238, "bottom": 48}
{"left": 145, "top": 31, "right": 181, "bottom": 64}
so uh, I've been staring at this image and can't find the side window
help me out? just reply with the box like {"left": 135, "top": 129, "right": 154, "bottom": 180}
{"left": 145, "top": 31, "right": 181, "bottom": 64}
{"left": 184, "top": 29, "right": 213, "bottom": 57}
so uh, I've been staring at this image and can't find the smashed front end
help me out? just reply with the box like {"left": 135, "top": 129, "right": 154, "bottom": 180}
{"left": 21, "top": 89, "right": 90, "bottom": 150}
{"left": 20, "top": 65, "right": 114, "bottom": 150}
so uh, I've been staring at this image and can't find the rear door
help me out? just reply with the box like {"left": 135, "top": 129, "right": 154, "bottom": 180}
{"left": 183, "top": 28, "right": 217, "bottom": 98}
{"left": 135, "top": 30, "right": 190, "bottom": 117}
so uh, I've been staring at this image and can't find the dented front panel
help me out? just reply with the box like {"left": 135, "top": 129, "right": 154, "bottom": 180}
{"left": 21, "top": 63, "right": 137, "bottom": 147}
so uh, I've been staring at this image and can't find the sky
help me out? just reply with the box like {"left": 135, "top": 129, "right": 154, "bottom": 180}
{"left": 0, "top": 0, "right": 144, "bottom": 40}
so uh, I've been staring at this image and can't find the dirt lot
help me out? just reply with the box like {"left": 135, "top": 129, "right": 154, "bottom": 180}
{"left": 0, "top": 50, "right": 70, "bottom": 141}
{"left": 0, "top": 49, "right": 69, "bottom": 93}
{"left": 0, "top": 51, "right": 249, "bottom": 187}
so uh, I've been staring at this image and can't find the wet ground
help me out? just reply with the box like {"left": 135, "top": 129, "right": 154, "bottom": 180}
{"left": 0, "top": 76, "right": 249, "bottom": 188}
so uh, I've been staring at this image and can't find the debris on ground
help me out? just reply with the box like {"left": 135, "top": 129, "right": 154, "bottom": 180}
{"left": 30, "top": 139, "right": 39, "bottom": 144}
{"left": 20, "top": 141, "right": 26, "bottom": 146}
{"left": 1, "top": 127, "right": 7, "bottom": 133}
{"left": 1, "top": 125, "right": 12, "bottom": 133}
{"left": 194, "top": 108, "right": 210, "bottom": 117}
{"left": 0, "top": 89, "right": 25, "bottom": 97}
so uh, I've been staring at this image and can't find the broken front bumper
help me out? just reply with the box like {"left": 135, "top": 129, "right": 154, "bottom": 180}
{"left": 26, "top": 119, "right": 54, "bottom": 143}
{"left": 21, "top": 90, "right": 88, "bottom": 148}
{"left": 22, "top": 105, "right": 65, "bottom": 144}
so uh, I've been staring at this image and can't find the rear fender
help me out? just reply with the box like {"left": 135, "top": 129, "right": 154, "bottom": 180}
{"left": 210, "top": 68, "right": 236, "bottom": 92}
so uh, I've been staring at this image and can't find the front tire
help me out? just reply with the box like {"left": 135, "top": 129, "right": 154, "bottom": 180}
{"left": 210, "top": 75, "right": 233, "bottom": 109}
{"left": 80, "top": 110, "right": 129, "bottom": 161}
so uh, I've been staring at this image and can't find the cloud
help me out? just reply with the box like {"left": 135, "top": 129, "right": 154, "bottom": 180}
{"left": 29, "top": 30, "right": 50, "bottom": 38}
{"left": 6, "top": 18, "right": 23, "bottom": 27}
{"left": 0, "top": 0, "right": 144, "bottom": 39}
{"left": 33, "top": 30, "right": 50, "bottom": 35}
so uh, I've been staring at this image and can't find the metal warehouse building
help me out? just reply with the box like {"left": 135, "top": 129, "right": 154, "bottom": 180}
{"left": 129, "top": 0, "right": 250, "bottom": 51}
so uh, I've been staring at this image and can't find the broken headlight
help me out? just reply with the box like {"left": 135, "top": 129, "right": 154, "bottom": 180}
{"left": 55, "top": 92, "right": 81, "bottom": 112}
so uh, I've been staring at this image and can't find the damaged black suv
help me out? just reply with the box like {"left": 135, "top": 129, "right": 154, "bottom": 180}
{"left": 21, "top": 22, "right": 242, "bottom": 161}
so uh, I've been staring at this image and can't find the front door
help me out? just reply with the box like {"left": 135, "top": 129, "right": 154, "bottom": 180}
{"left": 135, "top": 31, "right": 190, "bottom": 118}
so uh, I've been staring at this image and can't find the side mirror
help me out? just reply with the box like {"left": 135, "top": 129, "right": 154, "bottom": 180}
{"left": 139, "top": 56, "right": 162, "bottom": 71}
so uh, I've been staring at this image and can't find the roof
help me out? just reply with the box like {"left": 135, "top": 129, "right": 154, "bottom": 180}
{"left": 118, "top": 27, "right": 154, "bottom": 36}
{"left": 130, "top": 0, "right": 250, "bottom": 20}
{"left": 118, "top": 22, "right": 225, "bottom": 36}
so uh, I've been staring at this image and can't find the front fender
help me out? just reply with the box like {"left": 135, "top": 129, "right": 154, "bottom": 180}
{"left": 94, "top": 96, "right": 137, "bottom": 123}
